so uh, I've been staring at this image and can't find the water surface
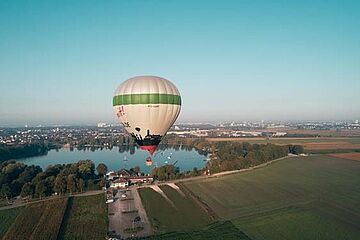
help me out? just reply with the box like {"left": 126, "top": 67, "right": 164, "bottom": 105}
{"left": 20, "top": 146, "right": 207, "bottom": 174}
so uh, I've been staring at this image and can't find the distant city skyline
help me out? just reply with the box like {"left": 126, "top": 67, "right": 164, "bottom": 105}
{"left": 1, "top": 0, "right": 359, "bottom": 127}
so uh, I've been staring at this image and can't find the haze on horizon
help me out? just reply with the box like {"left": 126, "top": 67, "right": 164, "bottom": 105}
{"left": 0, "top": 0, "right": 359, "bottom": 127}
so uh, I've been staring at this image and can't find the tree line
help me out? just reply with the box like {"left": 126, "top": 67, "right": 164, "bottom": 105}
{"left": 208, "top": 142, "right": 304, "bottom": 173}
{"left": 0, "top": 160, "right": 108, "bottom": 201}
{"left": 150, "top": 142, "right": 304, "bottom": 180}
{"left": 0, "top": 143, "right": 54, "bottom": 163}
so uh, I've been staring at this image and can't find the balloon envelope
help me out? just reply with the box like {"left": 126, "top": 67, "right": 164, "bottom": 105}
{"left": 113, "top": 76, "right": 181, "bottom": 155}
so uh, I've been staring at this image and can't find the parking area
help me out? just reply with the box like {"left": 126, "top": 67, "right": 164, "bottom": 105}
{"left": 108, "top": 187, "right": 152, "bottom": 239}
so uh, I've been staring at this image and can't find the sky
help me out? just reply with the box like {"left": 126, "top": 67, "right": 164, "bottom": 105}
{"left": 0, "top": 0, "right": 359, "bottom": 126}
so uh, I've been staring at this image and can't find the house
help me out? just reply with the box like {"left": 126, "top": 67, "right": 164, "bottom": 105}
{"left": 106, "top": 171, "right": 118, "bottom": 181}
{"left": 128, "top": 176, "right": 153, "bottom": 184}
{"left": 110, "top": 178, "right": 129, "bottom": 189}
{"left": 118, "top": 169, "right": 137, "bottom": 178}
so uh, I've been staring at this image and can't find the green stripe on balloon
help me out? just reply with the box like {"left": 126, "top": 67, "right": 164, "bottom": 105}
{"left": 113, "top": 93, "right": 181, "bottom": 106}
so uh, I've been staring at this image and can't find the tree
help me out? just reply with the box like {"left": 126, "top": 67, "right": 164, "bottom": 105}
{"left": 96, "top": 163, "right": 108, "bottom": 176}
{"left": 78, "top": 178, "right": 85, "bottom": 192}
{"left": 21, "top": 182, "right": 34, "bottom": 199}
{"left": 289, "top": 145, "right": 304, "bottom": 155}
{"left": 99, "top": 178, "right": 106, "bottom": 188}
{"left": 0, "top": 184, "right": 11, "bottom": 201}
{"left": 78, "top": 160, "right": 95, "bottom": 180}
{"left": 18, "top": 165, "right": 42, "bottom": 185}
{"left": 132, "top": 166, "right": 141, "bottom": 175}
{"left": 35, "top": 180, "right": 46, "bottom": 199}
{"left": 54, "top": 175, "right": 67, "bottom": 195}
{"left": 67, "top": 174, "right": 76, "bottom": 195}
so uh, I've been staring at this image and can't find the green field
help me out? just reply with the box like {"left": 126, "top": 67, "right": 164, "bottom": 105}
{"left": 210, "top": 137, "right": 360, "bottom": 145}
{"left": 30, "top": 198, "right": 68, "bottom": 240}
{"left": 143, "top": 221, "right": 251, "bottom": 240}
{"left": 58, "top": 194, "right": 107, "bottom": 240}
{"left": 181, "top": 155, "right": 360, "bottom": 240}
{"left": 233, "top": 206, "right": 360, "bottom": 240}
{"left": 0, "top": 193, "right": 107, "bottom": 240}
{"left": 0, "top": 207, "right": 24, "bottom": 239}
{"left": 3, "top": 198, "right": 68, "bottom": 240}
{"left": 138, "top": 186, "right": 212, "bottom": 234}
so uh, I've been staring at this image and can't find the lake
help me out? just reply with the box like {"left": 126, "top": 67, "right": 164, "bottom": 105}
{"left": 19, "top": 145, "right": 208, "bottom": 174}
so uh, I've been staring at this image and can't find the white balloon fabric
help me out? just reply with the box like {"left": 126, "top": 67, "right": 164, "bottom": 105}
{"left": 113, "top": 76, "right": 181, "bottom": 155}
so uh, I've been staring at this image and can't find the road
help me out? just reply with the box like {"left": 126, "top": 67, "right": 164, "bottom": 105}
{"left": 0, "top": 190, "right": 104, "bottom": 211}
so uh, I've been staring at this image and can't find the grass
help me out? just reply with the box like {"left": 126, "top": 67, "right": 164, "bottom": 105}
{"left": 58, "top": 193, "right": 107, "bottom": 240}
{"left": 3, "top": 202, "right": 47, "bottom": 240}
{"left": 2, "top": 198, "right": 68, "bottom": 240}
{"left": 30, "top": 197, "right": 68, "bottom": 240}
{"left": 305, "top": 148, "right": 360, "bottom": 154}
{"left": 181, "top": 155, "right": 360, "bottom": 240}
{"left": 138, "top": 186, "right": 212, "bottom": 234}
{"left": 207, "top": 137, "right": 360, "bottom": 152}
{"left": 234, "top": 206, "right": 360, "bottom": 240}
{"left": 207, "top": 137, "right": 360, "bottom": 144}
{"left": 0, "top": 207, "right": 24, "bottom": 239}
{"left": 143, "top": 221, "right": 252, "bottom": 240}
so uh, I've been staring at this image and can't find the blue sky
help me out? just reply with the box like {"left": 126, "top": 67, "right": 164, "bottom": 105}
{"left": 0, "top": 0, "right": 359, "bottom": 126}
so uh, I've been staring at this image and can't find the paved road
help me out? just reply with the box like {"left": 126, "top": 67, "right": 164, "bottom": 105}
{"left": 0, "top": 190, "right": 104, "bottom": 211}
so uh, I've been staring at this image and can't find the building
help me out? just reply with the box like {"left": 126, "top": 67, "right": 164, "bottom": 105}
{"left": 106, "top": 171, "right": 118, "bottom": 181}
{"left": 97, "top": 122, "right": 107, "bottom": 128}
{"left": 118, "top": 169, "right": 136, "bottom": 178}
{"left": 110, "top": 178, "right": 129, "bottom": 189}
{"left": 273, "top": 132, "right": 287, "bottom": 137}
{"left": 128, "top": 176, "right": 154, "bottom": 184}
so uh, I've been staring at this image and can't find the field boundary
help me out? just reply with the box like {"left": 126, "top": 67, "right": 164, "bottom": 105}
{"left": 57, "top": 196, "right": 73, "bottom": 240}
{"left": 169, "top": 155, "right": 299, "bottom": 185}
{"left": 178, "top": 183, "right": 218, "bottom": 220}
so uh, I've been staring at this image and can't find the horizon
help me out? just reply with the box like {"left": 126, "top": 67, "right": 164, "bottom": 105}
{"left": 1, "top": 119, "right": 359, "bottom": 128}
{"left": 1, "top": 1, "right": 359, "bottom": 126}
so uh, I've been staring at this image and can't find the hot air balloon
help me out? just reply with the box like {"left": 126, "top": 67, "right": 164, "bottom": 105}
{"left": 113, "top": 76, "right": 181, "bottom": 155}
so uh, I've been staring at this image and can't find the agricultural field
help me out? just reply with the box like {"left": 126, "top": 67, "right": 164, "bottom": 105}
{"left": 30, "top": 197, "right": 68, "bottom": 240}
{"left": 143, "top": 221, "right": 251, "bottom": 240}
{"left": 0, "top": 207, "right": 24, "bottom": 239}
{"left": 58, "top": 193, "right": 107, "bottom": 240}
{"left": 138, "top": 185, "right": 212, "bottom": 234}
{"left": 329, "top": 152, "right": 360, "bottom": 161}
{"left": 2, "top": 198, "right": 68, "bottom": 240}
{"left": 181, "top": 155, "right": 360, "bottom": 240}
{"left": 206, "top": 137, "right": 360, "bottom": 153}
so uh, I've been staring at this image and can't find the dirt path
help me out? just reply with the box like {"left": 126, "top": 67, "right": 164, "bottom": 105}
{"left": 149, "top": 185, "right": 176, "bottom": 209}
{"left": 165, "top": 183, "right": 185, "bottom": 197}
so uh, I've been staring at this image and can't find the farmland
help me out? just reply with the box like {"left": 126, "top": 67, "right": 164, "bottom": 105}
{"left": 0, "top": 207, "right": 24, "bottom": 239}
{"left": 181, "top": 155, "right": 360, "bottom": 240}
{"left": 143, "top": 221, "right": 251, "bottom": 240}
{"left": 138, "top": 185, "right": 212, "bottom": 234}
{"left": 58, "top": 194, "right": 107, "bottom": 240}
{"left": 206, "top": 137, "right": 360, "bottom": 153}
{"left": 329, "top": 152, "right": 360, "bottom": 161}
{"left": 3, "top": 198, "right": 68, "bottom": 240}
{"left": 0, "top": 193, "right": 107, "bottom": 240}
{"left": 30, "top": 197, "right": 68, "bottom": 240}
